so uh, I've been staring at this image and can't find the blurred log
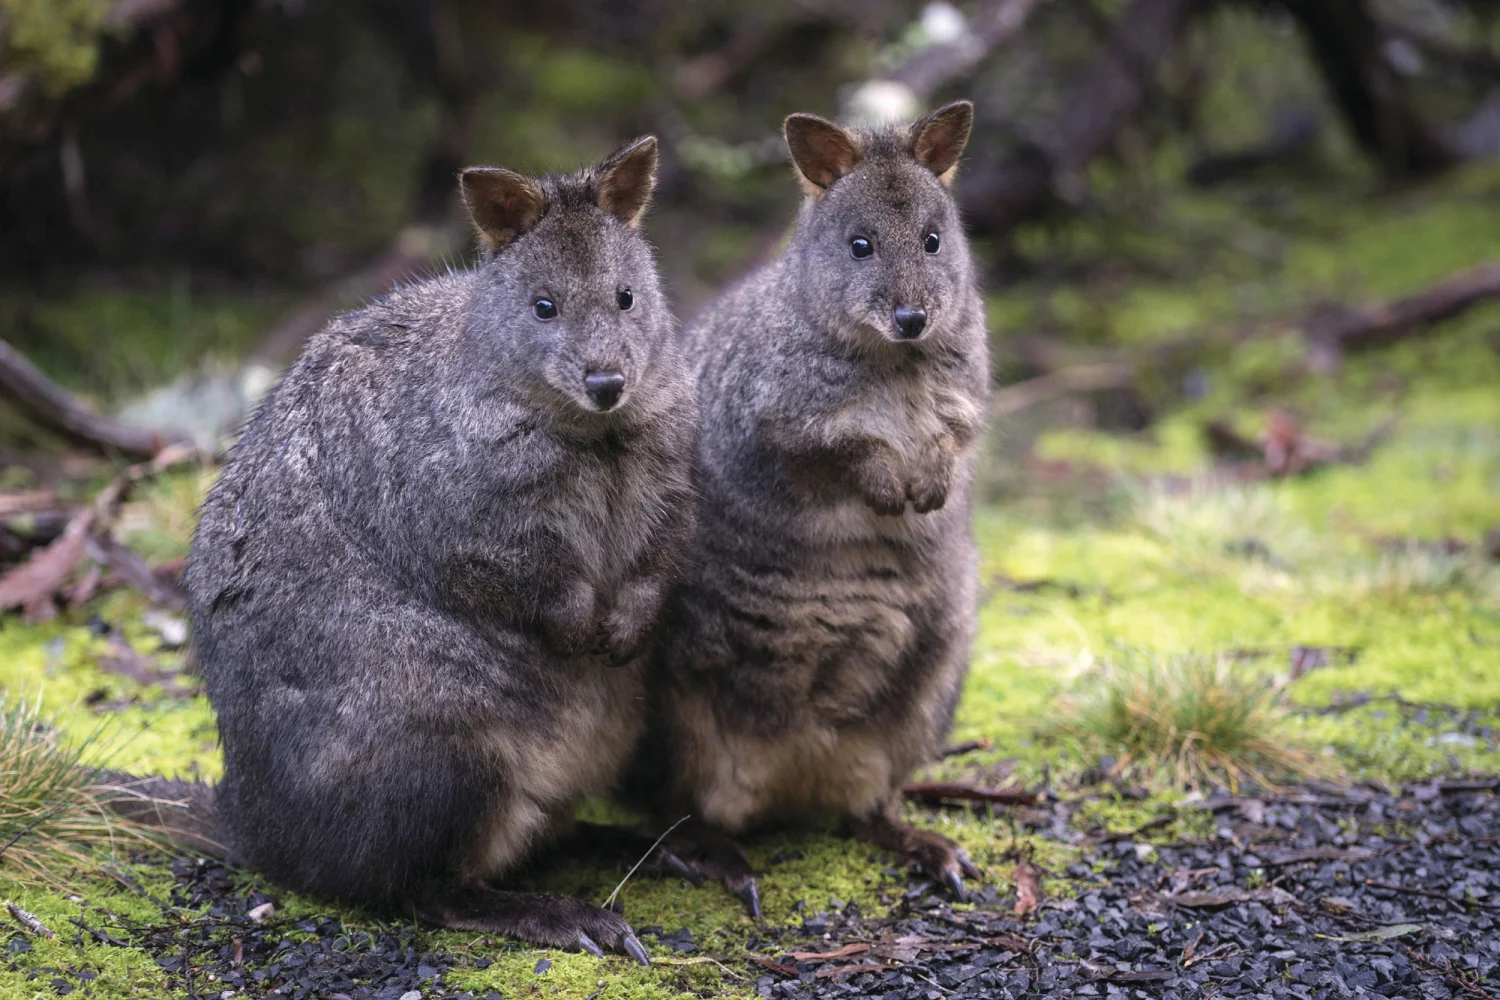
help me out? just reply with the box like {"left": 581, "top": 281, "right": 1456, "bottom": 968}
{"left": 0, "top": 338, "right": 194, "bottom": 459}
{"left": 1380, "top": 20, "right": 1500, "bottom": 82}
{"left": 904, "top": 781, "right": 1038, "bottom": 806}
{"left": 1307, "top": 260, "right": 1500, "bottom": 368}
{"left": 1278, "top": 0, "right": 1458, "bottom": 177}
{"left": 990, "top": 363, "right": 1134, "bottom": 418}
{"left": 960, "top": 0, "right": 1194, "bottom": 234}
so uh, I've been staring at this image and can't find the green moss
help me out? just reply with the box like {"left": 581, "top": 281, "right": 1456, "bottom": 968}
{"left": 0, "top": 0, "right": 110, "bottom": 95}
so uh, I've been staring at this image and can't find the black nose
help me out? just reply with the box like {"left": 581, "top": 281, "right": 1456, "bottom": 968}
{"left": 584, "top": 371, "right": 626, "bottom": 410}
{"left": 893, "top": 305, "right": 927, "bottom": 339}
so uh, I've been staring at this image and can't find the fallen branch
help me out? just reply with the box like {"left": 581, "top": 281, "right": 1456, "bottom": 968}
{"left": 1265, "top": 846, "right": 1375, "bottom": 866}
{"left": 788, "top": 943, "right": 870, "bottom": 962}
{"left": 990, "top": 363, "right": 1133, "bottom": 418}
{"left": 1404, "top": 946, "right": 1499, "bottom": 1000}
{"left": 1167, "top": 886, "right": 1298, "bottom": 908}
{"left": 0, "top": 491, "right": 76, "bottom": 551}
{"left": 0, "top": 338, "right": 194, "bottom": 460}
{"left": 0, "top": 443, "right": 203, "bottom": 619}
{"left": 5, "top": 901, "right": 55, "bottom": 938}
{"left": 902, "top": 781, "right": 1038, "bottom": 806}
{"left": 937, "top": 738, "right": 992, "bottom": 760}
{"left": 1307, "top": 261, "right": 1500, "bottom": 358}
{"left": 1203, "top": 409, "right": 1395, "bottom": 478}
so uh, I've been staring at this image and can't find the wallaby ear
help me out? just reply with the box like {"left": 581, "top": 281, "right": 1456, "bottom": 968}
{"left": 784, "top": 113, "right": 861, "bottom": 194}
{"left": 911, "top": 100, "right": 974, "bottom": 185}
{"left": 460, "top": 167, "right": 548, "bottom": 252}
{"left": 595, "top": 136, "right": 658, "bottom": 228}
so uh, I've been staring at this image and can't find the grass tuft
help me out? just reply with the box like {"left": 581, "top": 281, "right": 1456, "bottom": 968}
{"left": 1051, "top": 651, "right": 1321, "bottom": 791}
{"left": 0, "top": 693, "right": 144, "bottom": 886}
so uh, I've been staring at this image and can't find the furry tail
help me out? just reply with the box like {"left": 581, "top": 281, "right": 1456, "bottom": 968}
{"left": 93, "top": 770, "right": 229, "bottom": 859}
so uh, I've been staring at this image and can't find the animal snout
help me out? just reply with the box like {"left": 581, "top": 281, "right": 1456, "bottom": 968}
{"left": 893, "top": 304, "right": 928, "bottom": 340}
{"left": 584, "top": 370, "right": 626, "bottom": 411}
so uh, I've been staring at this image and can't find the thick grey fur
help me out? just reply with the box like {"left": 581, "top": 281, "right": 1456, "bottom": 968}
{"left": 631, "top": 102, "right": 992, "bottom": 899}
{"left": 142, "top": 138, "right": 697, "bottom": 959}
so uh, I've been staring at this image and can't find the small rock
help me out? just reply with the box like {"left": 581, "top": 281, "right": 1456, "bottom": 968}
{"left": 248, "top": 902, "right": 275, "bottom": 923}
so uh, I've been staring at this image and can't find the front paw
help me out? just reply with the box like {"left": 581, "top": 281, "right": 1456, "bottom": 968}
{"left": 855, "top": 451, "right": 907, "bottom": 516}
{"left": 594, "top": 610, "right": 649, "bottom": 667}
{"left": 907, "top": 438, "right": 955, "bottom": 514}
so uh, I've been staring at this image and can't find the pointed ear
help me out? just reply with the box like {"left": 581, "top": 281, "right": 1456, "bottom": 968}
{"left": 595, "top": 136, "right": 658, "bottom": 227}
{"left": 911, "top": 100, "right": 974, "bottom": 184}
{"left": 784, "top": 113, "right": 861, "bottom": 194}
{"left": 460, "top": 167, "right": 547, "bottom": 252}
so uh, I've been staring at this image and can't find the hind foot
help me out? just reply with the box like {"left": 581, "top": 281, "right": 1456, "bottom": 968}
{"left": 658, "top": 819, "right": 761, "bottom": 919}
{"left": 563, "top": 821, "right": 704, "bottom": 887}
{"left": 419, "top": 885, "right": 650, "bottom": 965}
{"left": 851, "top": 804, "right": 982, "bottom": 901}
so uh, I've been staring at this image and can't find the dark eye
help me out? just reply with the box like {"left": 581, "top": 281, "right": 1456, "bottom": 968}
{"left": 617, "top": 289, "right": 633, "bottom": 311}
{"left": 924, "top": 232, "right": 940, "bottom": 254}
{"left": 850, "top": 236, "right": 873, "bottom": 259}
{"left": 533, "top": 298, "right": 557, "bottom": 320}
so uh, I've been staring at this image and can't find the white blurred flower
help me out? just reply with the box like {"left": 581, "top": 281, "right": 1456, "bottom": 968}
{"left": 921, "top": 2, "right": 967, "bottom": 45}
{"left": 845, "top": 80, "right": 921, "bottom": 126}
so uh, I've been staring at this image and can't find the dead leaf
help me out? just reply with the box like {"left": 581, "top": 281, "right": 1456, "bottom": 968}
{"left": 749, "top": 956, "right": 797, "bottom": 977}
{"left": 1014, "top": 859, "right": 1043, "bottom": 917}
{"left": 982, "top": 934, "right": 1032, "bottom": 953}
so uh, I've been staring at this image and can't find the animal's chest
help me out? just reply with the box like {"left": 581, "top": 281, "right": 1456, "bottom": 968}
{"left": 858, "top": 375, "right": 938, "bottom": 448}
{"left": 552, "top": 442, "right": 663, "bottom": 585}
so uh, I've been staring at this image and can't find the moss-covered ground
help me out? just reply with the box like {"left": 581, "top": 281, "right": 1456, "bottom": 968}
{"left": 2, "top": 157, "right": 1499, "bottom": 998}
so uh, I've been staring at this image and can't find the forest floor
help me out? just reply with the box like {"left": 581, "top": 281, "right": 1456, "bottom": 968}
{"left": 1, "top": 164, "right": 1498, "bottom": 999}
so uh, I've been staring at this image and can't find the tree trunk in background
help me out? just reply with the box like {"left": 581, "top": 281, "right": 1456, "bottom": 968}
{"left": 1278, "top": 0, "right": 1458, "bottom": 177}
{"left": 959, "top": 0, "right": 1196, "bottom": 235}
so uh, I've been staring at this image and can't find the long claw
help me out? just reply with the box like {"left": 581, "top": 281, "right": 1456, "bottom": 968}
{"left": 658, "top": 847, "right": 705, "bottom": 887}
{"left": 739, "top": 878, "right": 762, "bottom": 921}
{"left": 959, "top": 853, "right": 983, "bottom": 881}
{"left": 943, "top": 869, "right": 968, "bottom": 903}
{"left": 576, "top": 932, "right": 604, "bottom": 958}
{"left": 623, "top": 933, "right": 651, "bottom": 966}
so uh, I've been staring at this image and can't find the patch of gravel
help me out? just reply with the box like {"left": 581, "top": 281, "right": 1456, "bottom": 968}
{"left": 9, "top": 780, "right": 1495, "bottom": 999}
{"left": 746, "top": 778, "right": 1499, "bottom": 1000}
